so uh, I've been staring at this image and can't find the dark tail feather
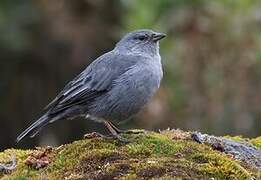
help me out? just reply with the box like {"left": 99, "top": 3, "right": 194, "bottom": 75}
{"left": 16, "top": 114, "right": 50, "bottom": 142}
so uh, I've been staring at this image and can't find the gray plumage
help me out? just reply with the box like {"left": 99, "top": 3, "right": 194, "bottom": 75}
{"left": 17, "top": 29, "right": 166, "bottom": 142}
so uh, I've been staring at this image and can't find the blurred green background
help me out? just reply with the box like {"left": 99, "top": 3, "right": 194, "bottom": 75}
{"left": 0, "top": 0, "right": 260, "bottom": 150}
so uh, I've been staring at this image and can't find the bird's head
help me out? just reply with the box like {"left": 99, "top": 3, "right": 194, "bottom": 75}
{"left": 115, "top": 29, "right": 166, "bottom": 57}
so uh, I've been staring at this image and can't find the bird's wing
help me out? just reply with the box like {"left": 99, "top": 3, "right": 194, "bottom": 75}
{"left": 45, "top": 52, "right": 139, "bottom": 115}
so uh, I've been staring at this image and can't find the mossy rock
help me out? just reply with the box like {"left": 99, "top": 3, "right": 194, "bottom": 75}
{"left": 0, "top": 130, "right": 260, "bottom": 179}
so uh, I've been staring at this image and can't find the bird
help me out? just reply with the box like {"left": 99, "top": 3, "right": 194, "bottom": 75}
{"left": 16, "top": 29, "right": 166, "bottom": 142}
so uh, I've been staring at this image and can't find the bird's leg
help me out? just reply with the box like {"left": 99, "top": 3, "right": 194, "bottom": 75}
{"left": 108, "top": 121, "right": 144, "bottom": 135}
{"left": 105, "top": 121, "right": 126, "bottom": 134}
{"left": 106, "top": 121, "right": 144, "bottom": 135}
{"left": 103, "top": 120, "right": 129, "bottom": 142}
{"left": 107, "top": 121, "right": 144, "bottom": 135}
{"left": 85, "top": 115, "right": 128, "bottom": 142}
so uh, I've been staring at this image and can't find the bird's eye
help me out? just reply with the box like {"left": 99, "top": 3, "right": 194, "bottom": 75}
{"left": 135, "top": 35, "right": 146, "bottom": 41}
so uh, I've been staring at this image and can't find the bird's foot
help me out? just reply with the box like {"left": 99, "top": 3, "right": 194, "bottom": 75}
{"left": 112, "top": 133, "right": 130, "bottom": 143}
{"left": 84, "top": 132, "right": 109, "bottom": 139}
{"left": 103, "top": 121, "right": 145, "bottom": 135}
{"left": 103, "top": 121, "right": 131, "bottom": 143}
{"left": 83, "top": 131, "right": 129, "bottom": 143}
{"left": 120, "top": 129, "right": 145, "bottom": 135}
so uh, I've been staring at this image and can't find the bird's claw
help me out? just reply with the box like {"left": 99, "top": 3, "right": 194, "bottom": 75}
{"left": 83, "top": 132, "right": 130, "bottom": 143}
{"left": 120, "top": 129, "right": 145, "bottom": 135}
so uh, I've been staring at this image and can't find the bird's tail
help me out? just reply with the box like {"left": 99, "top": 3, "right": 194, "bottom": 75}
{"left": 16, "top": 114, "right": 50, "bottom": 142}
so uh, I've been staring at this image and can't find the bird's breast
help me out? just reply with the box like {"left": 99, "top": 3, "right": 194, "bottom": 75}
{"left": 89, "top": 57, "right": 163, "bottom": 121}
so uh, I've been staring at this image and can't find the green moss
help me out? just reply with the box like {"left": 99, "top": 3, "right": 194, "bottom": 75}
{"left": 191, "top": 153, "right": 252, "bottom": 179}
{"left": 46, "top": 138, "right": 117, "bottom": 178}
{"left": 124, "top": 132, "right": 186, "bottom": 156}
{"left": 0, "top": 131, "right": 259, "bottom": 179}
{"left": 250, "top": 137, "right": 261, "bottom": 148}
{"left": 224, "top": 135, "right": 250, "bottom": 143}
{"left": 225, "top": 135, "right": 261, "bottom": 148}
{"left": 0, "top": 149, "right": 40, "bottom": 179}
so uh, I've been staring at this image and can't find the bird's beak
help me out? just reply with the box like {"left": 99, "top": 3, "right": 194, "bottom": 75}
{"left": 152, "top": 32, "right": 166, "bottom": 42}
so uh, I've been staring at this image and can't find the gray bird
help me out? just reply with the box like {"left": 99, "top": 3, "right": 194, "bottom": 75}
{"left": 16, "top": 29, "right": 166, "bottom": 142}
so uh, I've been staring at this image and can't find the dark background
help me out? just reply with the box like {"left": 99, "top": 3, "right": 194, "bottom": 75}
{"left": 1, "top": 0, "right": 260, "bottom": 150}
